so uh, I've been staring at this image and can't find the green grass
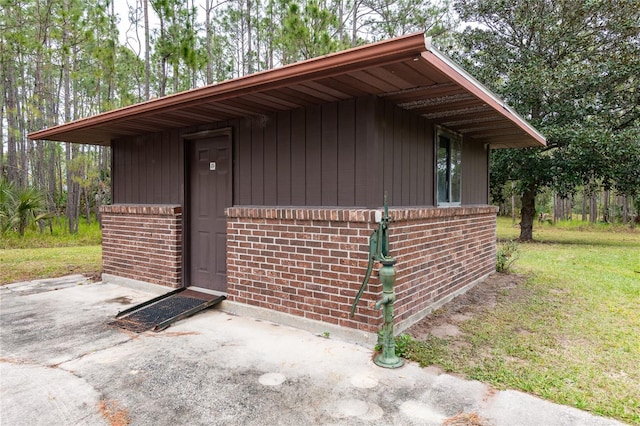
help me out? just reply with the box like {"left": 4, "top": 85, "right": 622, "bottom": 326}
{"left": 0, "top": 216, "right": 102, "bottom": 284}
{"left": 0, "top": 245, "right": 102, "bottom": 285}
{"left": 497, "top": 216, "right": 638, "bottom": 245}
{"left": 0, "top": 217, "right": 102, "bottom": 249}
{"left": 406, "top": 217, "right": 640, "bottom": 424}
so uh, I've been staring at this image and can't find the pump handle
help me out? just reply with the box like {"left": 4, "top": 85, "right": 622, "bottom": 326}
{"left": 350, "top": 195, "right": 391, "bottom": 317}
{"left": 350, "top": 230, "right": 379, "bottom": 317}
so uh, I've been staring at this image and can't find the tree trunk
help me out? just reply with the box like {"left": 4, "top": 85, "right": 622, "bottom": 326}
{"left": 338, "top": 0, "right": 344, "bottom": 41}
{"left": 66, "top": 142, "right": 76, "bottom": 233}
{"left": 107, "top": 0, "right": 116, "bottom": 106}
{"left": 205, "top": 0, "right": 212, "bottom": 84}
{"left": 57, "top": 149, "right": 63, "bottom": 206}
{"left": 144, "top": 0, "right": 150, "bottom": 99}
{"left": 18, "top": 102, "right": 28, "bottom": 187}
{"left": 351, "top": 0, "right": 358, "bottom": 46}
{"left": 246, "top": 0, "right": 253, "bottom": 74}
{"left": 84, "top": 186, "right": 91, "bottom": 225}
{"left": 173, "top": 62, "right": 179, "bottom": 93}
{"left": 5, "top": 59, "right": 20, "bottom": 186}
{"left": 158, "top": 14, "right": 167, "bottom": 97}
{"left": 590, "top": 193, "right": 598, "bottom": 223}
{"left": 519, "top": 189, "right": 536, "bottom": 241}
{"left": 581, "top": 190, "right": 587, "bottom": 221}
{"left": 511, "top": 181, "right": 516, "bottom": 223}
{"left": 47, "top": 142, "right": 57, "bottom": 212}
{"left": 96, "top": 191, "right": 102, "bottom": 226}
{"left": 0, "top": 77, "right": 4, "bottom": 178}
{"left": 62, "top": 6, "right": 79, "bottom": 234}
{"left": 602, "top": 190, "right": 610, "bottom": 223}
{"left": 255, "top": 0, "right": 261, "bottom": 72}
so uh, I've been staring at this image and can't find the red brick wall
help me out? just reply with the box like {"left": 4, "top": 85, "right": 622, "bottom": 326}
{"left": 226, "top": 206, "right": 497, "bottom": 333}
{"left": 100, "top": 205, "right": 182, "bottom": 288}
{"left": 389, "top": 206, "right": 497, "bottom": 329}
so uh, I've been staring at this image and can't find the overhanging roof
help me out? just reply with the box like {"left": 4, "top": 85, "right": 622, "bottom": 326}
{"left": 29, "top": 33, "right": 545, "bottom": 149}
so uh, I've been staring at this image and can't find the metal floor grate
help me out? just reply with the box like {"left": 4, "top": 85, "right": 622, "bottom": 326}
{"left": 110, "top": 289, "right": 225, "bottom": 332}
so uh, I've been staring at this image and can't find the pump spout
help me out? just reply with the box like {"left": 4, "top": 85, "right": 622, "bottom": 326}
{"left": 375, "top": 292, "right": 395, "bottom": 310}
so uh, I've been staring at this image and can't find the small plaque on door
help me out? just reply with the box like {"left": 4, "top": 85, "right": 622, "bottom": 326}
{"left": 209, "top": 162, "right": 216, "bottom": 171}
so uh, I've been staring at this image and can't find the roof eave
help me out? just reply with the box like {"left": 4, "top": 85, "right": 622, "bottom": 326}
{"left": 29, "top": 32, "right": 545, "bottom": 150}
{"left": 423, "top": 37, "right": 546, "bottom": 148}
{"left": 28, "top": 33, "right": 428, "bottom": 143}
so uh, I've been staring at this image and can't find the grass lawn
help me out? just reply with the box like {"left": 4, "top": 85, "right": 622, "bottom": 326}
{"left": 0, "top": 245, "right": 102, "bottom": 285}
{"left": 0, "top": 218, "right": 102, "bottom": 285}
{"left": 406, "top": 217, "right": 640, "bottom": 424}
{"left": 0, "top": 217, "right": 102, "bottom": 249}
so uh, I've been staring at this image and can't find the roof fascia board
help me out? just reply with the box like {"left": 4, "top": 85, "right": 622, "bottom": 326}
{"left": 29, "top": 33, "right": 427, "bottom": 142}
{"left": 424, "top": 37, "right": 546, "bottom": 147}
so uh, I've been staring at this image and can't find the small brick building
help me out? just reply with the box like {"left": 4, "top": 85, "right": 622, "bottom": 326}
{"left": 30, "top": 33, "right": 545, "bottom": 339}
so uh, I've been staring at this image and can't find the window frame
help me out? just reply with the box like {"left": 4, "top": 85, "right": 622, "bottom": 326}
{"left": 435, "top": 126, "right": 462, "bottom": 206}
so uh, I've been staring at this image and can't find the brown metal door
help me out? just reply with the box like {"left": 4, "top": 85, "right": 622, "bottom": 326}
{"left": 188, "top": 133, "right": 232, "bottom": 292}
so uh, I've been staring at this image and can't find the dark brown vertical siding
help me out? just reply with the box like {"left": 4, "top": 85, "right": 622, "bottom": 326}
{"left": 111, "top": 95, "right": 486, "bottom": 211}
{"left": 111, "top": 96, "right": 468, "bottom": 210}
{"left": 306, "top": 105, "right": 322, "bottom": 205}
{"left": 124, "top": 138, "right": 134, "bottom": 202}
{"left": 154, "top": 133, "right": 166, "bottom": 204}
{"left": 381, "top": 102, "right": 394, "bottom": 205}
{"left": 392, "top": 107, "right": 403, "bottom": 205}
{"left": 151, "top": 133, "right": 161, "bottom": 202}
{"left": 137, "top": 137, "right": 146, "bottom": 203}
{"left": 337, "top": 99, "right": 355, "bottom": 205}
{"left": 250, "top": 119, "right": 264, "bottom": 204}
{"left": 160, "top": 133, "right": 170, "bottom": 203}
{"left": 231, "top": 96, "right": 379, "bottom": 208}
{"left": 171, "top": 130, "right": 185, "bottom": 204}
{"left": 424, "top": 121, "right": 434, "bottom": 205}
{"left": 321, "top": 103, "right": 338, "bottom": 205}
{"left": 462, "top": 141, "right": 489, "bottom": 204}
{"left": 400, "top": 113, "right": 410, "bottom": 204}
{"left": 111, "top": 140, "right": 120, "bottom": 203}
{"left": 263, "top": 116, "right": 278, "bottom": 205}
{"left": 405, "top": 113, "right": 417, "bottom": 204}
{"left": 377, "top": 100, "right": 435, "bottom": 207}
{"left": 127, "top": 137, "right": 138, "bottom": 202}
{"left": 354, "top": 96, "right": 372, "bottom": 207}
{"left": 290, "top": 108, "right": 306, "bottom": 205}
{"left": 415, "top": 119, "right": 426, "bottom": 205}
{"left": 276, "top": 111, "right": 292, "bottom": 205}
{"left": 237, "top": 118, "right": 252, "bottom": 205}
{"left": 111, "top": 131, "right": 182, "bottom": 204}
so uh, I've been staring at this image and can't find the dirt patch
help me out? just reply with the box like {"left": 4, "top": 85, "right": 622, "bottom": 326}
{"left": 407, "top": 273, "right": 527, "bottom": 341}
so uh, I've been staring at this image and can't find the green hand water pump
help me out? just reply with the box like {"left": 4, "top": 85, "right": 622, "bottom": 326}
{"left": 350, "top": 195, "right": 404, "bottom": 368}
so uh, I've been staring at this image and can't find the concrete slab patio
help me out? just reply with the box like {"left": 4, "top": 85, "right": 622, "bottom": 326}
{"left": 0, "top": 276, "right": 624, "bottom": 426}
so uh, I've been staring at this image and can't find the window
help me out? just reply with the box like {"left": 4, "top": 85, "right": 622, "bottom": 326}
{"left": 436, "top": 128, "right": 462, "bottom": 205}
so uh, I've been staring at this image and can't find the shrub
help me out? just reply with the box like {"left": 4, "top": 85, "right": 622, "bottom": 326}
{"left": 394, "top": 334, "right": 414, "bottom": 357}
{"left": 496, "top": 240, "right": 520, "bottom": 272}
{"left": 374, "top": 333, "right": 415, "bottom": 358}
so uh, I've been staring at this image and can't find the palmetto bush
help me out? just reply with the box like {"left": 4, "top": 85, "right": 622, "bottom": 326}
{"left": 0, "top": 179, "right": 49, "bottom": 237}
